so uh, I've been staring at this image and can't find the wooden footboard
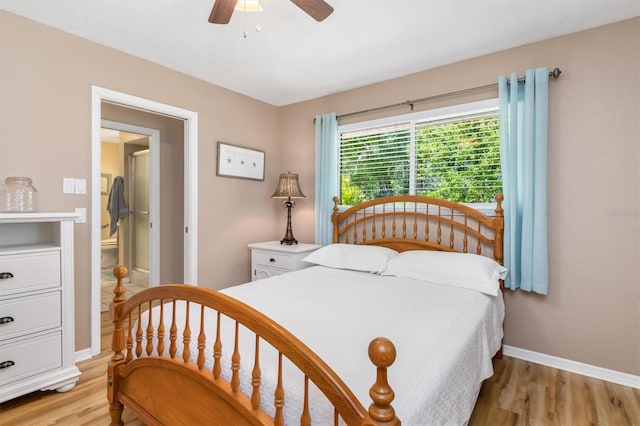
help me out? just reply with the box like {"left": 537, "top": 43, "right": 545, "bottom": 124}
{"left": 108, "top": 265, "right": 400, "bottom": 426}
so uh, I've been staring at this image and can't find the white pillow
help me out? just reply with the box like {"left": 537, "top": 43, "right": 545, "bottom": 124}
{"left": 381, "top": 250, "right": 507, "bottom": 296}
{"left": 302, "top": 243, "right": 398, "bottom": 274}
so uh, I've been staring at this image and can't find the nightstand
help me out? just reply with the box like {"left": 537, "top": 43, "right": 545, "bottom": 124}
{"left": 248, "top": 241, "right": 320, "bottom": 281}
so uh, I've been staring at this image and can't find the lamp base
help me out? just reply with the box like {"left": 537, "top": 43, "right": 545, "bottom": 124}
{"left": 280, "top": 198, "right": 298, "bottom": 245}
{"left": 280, "top": 237, "right": 298, "bottom": 245}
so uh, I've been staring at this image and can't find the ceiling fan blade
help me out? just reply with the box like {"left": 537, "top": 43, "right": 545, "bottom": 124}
{"left": 209, "top": 0, "right": 237, "bottom": 24}
{"left": 289, "top": 0, "right": 334, "bottom": 22}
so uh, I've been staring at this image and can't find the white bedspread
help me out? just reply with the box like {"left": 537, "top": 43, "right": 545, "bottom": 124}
{"left": 141, "top": 266, "right": 504, "bottom": 425}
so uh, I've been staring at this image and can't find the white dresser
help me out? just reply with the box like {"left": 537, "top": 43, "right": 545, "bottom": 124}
{"left": 0, "top": 212, "right": 80, "bottom": 403}
{"left": 248, "top": 241, "right": 320, "bottom": 281}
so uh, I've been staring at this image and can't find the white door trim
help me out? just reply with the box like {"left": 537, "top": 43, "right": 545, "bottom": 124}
{"left": 101, "top": 119, "right": 160, "bottom": 288}
{"left": 90, "top": 86, "right": 198, "bottom": 355}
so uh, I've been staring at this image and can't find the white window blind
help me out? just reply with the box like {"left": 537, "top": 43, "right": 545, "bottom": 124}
{"left": 340, "top": 123, "right": 411, "bottom": 202}
{"left": 339, "top": 101, "right": 501, "bottom": 205}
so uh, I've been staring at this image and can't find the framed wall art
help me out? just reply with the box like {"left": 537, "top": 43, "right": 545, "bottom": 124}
{"left": 216, "top": 142, "right": 265, "bottom": 181}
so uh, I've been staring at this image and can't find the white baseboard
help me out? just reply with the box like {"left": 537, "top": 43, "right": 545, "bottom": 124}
{"left": 74, "top": 348, "right": 93, "bottom": 363}
{"left": 503, "top": 345, "right": 640, "bottom": 389}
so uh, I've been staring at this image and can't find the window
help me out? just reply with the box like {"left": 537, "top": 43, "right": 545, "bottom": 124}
{"left": 339, "top": 99, "right": 501, "bottom": 206}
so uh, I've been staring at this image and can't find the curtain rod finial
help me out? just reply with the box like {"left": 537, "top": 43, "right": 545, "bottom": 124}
{"left": 550, "top": 67, "right": 562, "bottom": 79}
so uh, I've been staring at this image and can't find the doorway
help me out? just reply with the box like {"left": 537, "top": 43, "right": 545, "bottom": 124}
{"left": 99, "top": 125, "right": 158, "bottom": 313}
{"left": 91, "top": 86, "right": 199, "bottom": 356}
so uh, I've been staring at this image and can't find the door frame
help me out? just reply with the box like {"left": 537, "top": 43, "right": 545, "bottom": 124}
{"left": 91, "top": 86, "right": 199, "bottom": 355}
{"left": 101, "top": 120, "right": 160, "bottom": 287}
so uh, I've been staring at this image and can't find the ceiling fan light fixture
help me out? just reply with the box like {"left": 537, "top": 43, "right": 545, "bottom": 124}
{"left": 209, "top": 0, "right": 332, "bottom": 24}
{"left": 235, "top": 0, "right": 263, "bottom": 12}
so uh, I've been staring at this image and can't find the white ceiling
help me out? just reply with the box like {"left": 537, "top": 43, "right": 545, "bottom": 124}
{"left": 2, "top": 0, "right": 638, "bottom": 106}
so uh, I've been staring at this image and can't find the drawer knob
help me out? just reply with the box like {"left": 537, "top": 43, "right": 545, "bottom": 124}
{"left": 0, "top": 272, "right": 14, "bottom": 280}
{"left": 0, "top": 316, "right": 14, "bottom": 325}
{"left": 0, "top": 361, "right": 15, "bottom": 369}
{"left": 269, "top": 258, "right": 276, "bottom": 263}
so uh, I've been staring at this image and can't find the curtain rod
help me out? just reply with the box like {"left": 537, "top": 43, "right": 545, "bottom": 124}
{"left": 331, "top": 67, "right": 562, "bottom": 122}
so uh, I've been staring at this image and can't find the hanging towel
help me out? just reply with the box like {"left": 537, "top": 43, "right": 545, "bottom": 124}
{"left": 107, "top": 176, "right": 129, "bottom": 236}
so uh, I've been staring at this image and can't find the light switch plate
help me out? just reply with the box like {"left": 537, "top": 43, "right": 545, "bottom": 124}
{"left": 74, "top": 179, "right": 87, "bottom": 194}
{"left": 63, "top": 178, "right": 75, "bottom": 194}
{"left": 75, "top": 207, "right": 86, "bottom": 224}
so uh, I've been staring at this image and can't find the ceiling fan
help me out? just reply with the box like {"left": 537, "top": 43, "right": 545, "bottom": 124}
{"left": 209, "top": 0, "right": 334, "bottom": 24}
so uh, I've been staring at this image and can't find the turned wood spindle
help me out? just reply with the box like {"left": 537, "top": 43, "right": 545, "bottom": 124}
{"left": 197, "top": 306, "right": 206, "bottom": 370}
{"left": 182, "top": 302, "right": 191, "bottom": 363}
{"left": 251, "top": 335, "right": 261, "bottom": 410}
{"left": 169, "top": 300, "right": 177, "bottom": 359}
{"left": 231, "top": 322, "right": 240, "bottom": 393}
{"left": 146, "top": 301, "right": 154, "bottom": 356}
{"left": 135, "top": 305, "right": 142, "bottom": 358}
{"left": 449, "top": 210, "right": 455, "bottom": 249}
{"left": 213, "top": 312, "right": 222, "bottom": 379}
{"left": 157, "top": 302, "right": 165, "bottom": 356}
{"left": 274, "top": 352, "right": 285, "bottom": 426}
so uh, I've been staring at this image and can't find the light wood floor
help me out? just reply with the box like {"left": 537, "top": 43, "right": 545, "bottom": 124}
{"left": 1, "top": 312, "right": 638, "bottom": 425}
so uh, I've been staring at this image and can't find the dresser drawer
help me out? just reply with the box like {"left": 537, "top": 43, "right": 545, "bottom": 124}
{"left": 0, "top": 252, "right": 61, "bottom": 295}
{"left": 0, "top": 292, "right": 61, "bottom": 342}
{"left": 0, "top": 332, "right": 62, "bottom": 386}
{"left": 252, "top": 250, "right": 296, "bottom": 269}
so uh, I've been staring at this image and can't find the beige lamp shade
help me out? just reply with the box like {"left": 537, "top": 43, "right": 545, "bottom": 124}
{"left": 271, "top": 172, "right": 305, "bottom": 199}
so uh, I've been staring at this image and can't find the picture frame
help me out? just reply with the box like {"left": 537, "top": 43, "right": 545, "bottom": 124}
{"left": 216, "top": 142, "right": 265, "bottom": 181}
{"left": 101, "top": 173, "right": 112, "bottom": 195}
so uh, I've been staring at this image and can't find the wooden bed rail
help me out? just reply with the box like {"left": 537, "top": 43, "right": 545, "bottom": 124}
{"left": 108, "top": 265, "right": 401, "bottom": 426}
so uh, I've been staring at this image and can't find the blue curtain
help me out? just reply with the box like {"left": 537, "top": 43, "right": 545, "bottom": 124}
{"left": 499, "top": 68, "right": 549, "bottom": 294}
{"left": 314, "top": 112, "right": 338, "bottom": 246}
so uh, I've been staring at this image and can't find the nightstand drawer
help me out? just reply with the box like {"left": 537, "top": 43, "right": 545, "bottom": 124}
{"left": 0, "top": 252, "right": 61, "bottom": 295}
{"left": 254, "top": 266, "right": 288, "bottom": 280}
{"left": 252, "top": 250, "right": 297, "bottom": 269}
{"left": 0, "top": 332, "right": 62, "bottom": 386}
{"left": 0, "top": 292, "right": 61, "bottom": 342}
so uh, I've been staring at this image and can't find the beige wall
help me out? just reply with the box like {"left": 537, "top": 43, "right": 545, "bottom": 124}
{"left": 1, "top": 10, "right": 637, "bottom": 376}
{"left": 279, "top": 18, "right": 640, "bottom": 375}
{"left": 0, "top": 11, "right": 282, "bottom": 350}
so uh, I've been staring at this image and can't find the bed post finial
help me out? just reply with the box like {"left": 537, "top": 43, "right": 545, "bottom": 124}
{"left": 494, "top": 193, "right": 504, "bottom": 217}
{"left": 332, "top": 196, "right": 340, "bottom": 243}
{"left": 362, "top": 337, "right": 401, "bottom": 426}
{"left": 112, "top": 265, "right": 128, "bottom": 304}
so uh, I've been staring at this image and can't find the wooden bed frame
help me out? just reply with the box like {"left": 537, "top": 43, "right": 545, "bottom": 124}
{"left": 107, "top": 195, "right": 504, "bottom": 425}
{"left": 332, "top": 194, "right": 504, "bottom": 271}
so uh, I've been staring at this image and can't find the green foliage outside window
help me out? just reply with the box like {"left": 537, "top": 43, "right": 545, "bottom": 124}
{"left": 416, "top": 116, "right": 501, "bottom": 202}
{"left": 340, "top": 128, "right": 410, "bottom": 205}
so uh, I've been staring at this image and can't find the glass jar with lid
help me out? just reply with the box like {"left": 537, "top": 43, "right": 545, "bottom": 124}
{"left": 0, "top": 177, "right": 38, "bottom": 212}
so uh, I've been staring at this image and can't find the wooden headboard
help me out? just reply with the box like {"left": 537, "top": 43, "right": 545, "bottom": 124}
{"left": 332, "top": 194, "right": 504, "bottom": 264}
